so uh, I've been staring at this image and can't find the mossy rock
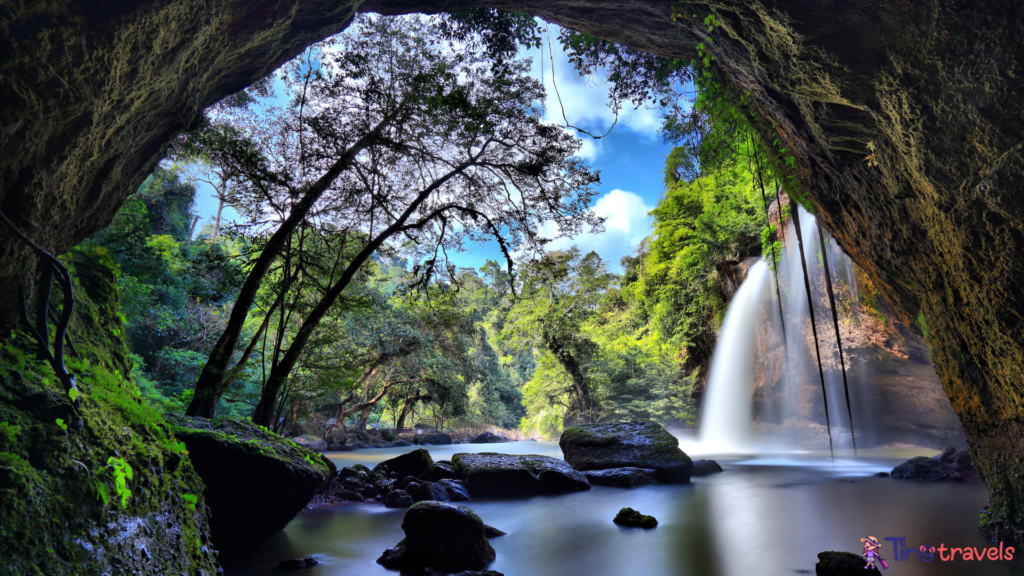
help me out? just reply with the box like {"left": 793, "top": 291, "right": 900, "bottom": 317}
{"left": 452, "top": 452, "right": 590, "bottom": 497}
{"left": 560, "top": 421, "right": 694, "bottom": 483}
{"left": 376, "top": 501, "right": 495, "bottom": 573}
{"left": 815, "top": 551, "right": 868, "bottom": 575}
{"left": 613, "top": 507, "right": 658, "bottom": 529}
{"left": 165, "top": 414, "right": 332, "bottom": 552}
{"left": 0, "top": 249, "right": 218, "bottom": 575}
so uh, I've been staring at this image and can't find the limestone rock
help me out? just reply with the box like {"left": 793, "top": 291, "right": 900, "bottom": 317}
{"left": 560, "top": 421, "right": 694, "bottom": 483}
{"left": 452, "top": 452, "right": 590, "bottom": 497}
{"left": 376, "top": 501, "right": 495, "bottom": 573}
{"left": 373, "top": 448, "right": 434, "bottom": 479}
{"left": 691, "top": 459, "right": 724, "bottom": 476}
{"left": 166, "top": 414, "right": 332, "bottom": 551}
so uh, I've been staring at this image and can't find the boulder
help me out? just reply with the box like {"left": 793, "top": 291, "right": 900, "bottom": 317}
{"left": 428, "top": 460, "right": 458, "bottom": 481}
{"left": 449, "top": 572, "right": 504, "bottom": 576}
{"left": 613, "top": 507, "right": 658, "bottom": 528}
{"left": 439, "top": 479, "right": 472, "bottom": 502}
{"left": 376, "top": 501, "right": 496, "bottom": 573}
{"left": 409, "top": 480, "right": 451, "bottom": 503}
{"left": 422, "top": 433, "right": 453, "bottom": 445}
{"left": 327, "top": 443, "right": 344, "bottom": 451}
{"left": 890, "top": 448, "right": 976, "bottom": 481}
{"left": 277, "top": 557, "right": 319, "bottom": 570}
{"left": 166, "top": 415, "right": 332, "bottom": 552}
{"left": 452, "top": 453, "right": 591, "bottom": 497}
{"left": 373, "top": 448, "right": 435, "bottom": 479}
{"left": 292, "top": 434, "right": 328, "bottom": 452}
{"left": 393, "top": 439, "right": 414, "bottom": 447}
{"left": 559, "top": 421, "right": 694, "bottom": 483}
{"left": 384, "top": 490, "right": 415, "bottom": 508}
{"left": 691, "top": 459, "right": 724, "bottom": 476}
{"left": 338, "top": 438, "right": 370, "bottom": 451}
{"left": 583, "top": 467, "right": 657, "bottom": 488}
{"left": 815, "top": 551, "right": 868, "bottom": 575}
{"left": 470, "top": 431, "right": 508, "bottom": 444}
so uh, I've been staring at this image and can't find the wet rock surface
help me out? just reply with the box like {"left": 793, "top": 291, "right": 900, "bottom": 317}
{"left": 613, "top": 507, "right": 658, "bottom": 528}
{"left": 291, "top": 434, "right": 327, "bottom": 452}
{"left": 815, "top": 551, "right": 868, "bottom": 575}
{"left": 166, "top": 414, "right": 332, "bottom": 552}
{"left": 691, "top": 459, "right": 724, "bottom": 476}
{"left": 419, "top": 433, "right": 453, "bottom": 445}
{"left": 890, "top": 447, "right": 977, "bottom": 481}
{"left": 583, "top": 467, "right": 657, "bottom": 488}
{"left": 376, "top": 501, "right": 496, "bottom": 573}
{"left": 560, "top": 421, "right": 694, "bottom": 483}
{"left": 452, "top": 452, "right": 591, "bottom": 497}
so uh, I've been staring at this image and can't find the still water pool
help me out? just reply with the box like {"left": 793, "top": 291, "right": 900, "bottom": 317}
{"left": 221, "top": 443, "right": 1021, "bottom": 576}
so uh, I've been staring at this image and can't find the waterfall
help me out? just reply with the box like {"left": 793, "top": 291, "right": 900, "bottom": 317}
{"left": 698, "top": 260, "right": 770, "bottom": 453}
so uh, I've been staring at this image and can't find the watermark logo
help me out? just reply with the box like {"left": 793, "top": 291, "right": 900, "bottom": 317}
{"left": 857, "top": 535, "right": 1015, "bottom": 569}
{"left": 861, "top": 536, "right": 888, "bottom": 570}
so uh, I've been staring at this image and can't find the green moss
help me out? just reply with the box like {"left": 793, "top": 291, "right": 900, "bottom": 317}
{"left": 0, "top": 250, "right": 218, "bottom": 575}
{"left": 613, "top": 507, "right": 658, "bottom": 529}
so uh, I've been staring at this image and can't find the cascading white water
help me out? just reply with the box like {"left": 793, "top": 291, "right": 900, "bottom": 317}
{"left": 698, "top": 260, "right": 770, "bottom": 453}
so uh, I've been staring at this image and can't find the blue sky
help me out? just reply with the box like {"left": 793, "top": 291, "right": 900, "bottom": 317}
{"left": 189, "top": 22, "right": 677, "bottom": 274}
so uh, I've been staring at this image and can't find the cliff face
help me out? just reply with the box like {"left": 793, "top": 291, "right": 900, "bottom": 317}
{"left": 1, "top": 0, "right": 1022, "bottom": 546}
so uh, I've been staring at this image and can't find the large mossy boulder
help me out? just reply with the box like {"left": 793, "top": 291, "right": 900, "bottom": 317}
{"left": 559, "top": 421, "right": 694, "bottom": 483}
{"left": 815, "top": 551, "right": 868, "bottom": 575}
{"left": 377, "top": 501, "right": 496, "bottom": 573}
{"left": 166, "top": 414, "right": 332, "bottom": 552}
{"left": 452, "top": 453, "right": 590, "bottom": 497}
{"left": 0, "top": 249, "right": 219, "bottom": 575}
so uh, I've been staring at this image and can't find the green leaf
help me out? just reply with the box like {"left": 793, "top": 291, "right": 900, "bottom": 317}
{"left": 182, "top": 493, "right": 198, "bottom": 511}
{"left": 68, "top": 388, "right": 79, "bottom": 402}
{"left": 55, "top": 418, "right": 67, "bottom": 432}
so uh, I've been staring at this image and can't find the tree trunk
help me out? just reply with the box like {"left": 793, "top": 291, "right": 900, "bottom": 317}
{"left": 250, "top": 160, "right": 474, "bottom": 425}
{"left": 186, "top": 113, "right": 399, "bottom": 418}
{"left": 543, "top": 328, "right": 594, "bottom": 423}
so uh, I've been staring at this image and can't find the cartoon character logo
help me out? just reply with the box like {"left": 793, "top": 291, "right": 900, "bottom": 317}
{"left": 861, "top": 536, "right": 888, "bottom": 570}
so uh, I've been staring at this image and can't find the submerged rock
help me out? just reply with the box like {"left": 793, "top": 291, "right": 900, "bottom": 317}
{"left": 409, "top": 480, "right": 450, "bottom": 503}
{"left": 428, "top": 459, "right": 458, "bottom": 481}
{"left": 452, "top": 452, "right": 591, "bottom": 497}
{"left": 560, "top": 421, "right": 694, "bottom": 483}
{"left": 470, "top": 431, "right": 508, "bottom": 444}
{"left": 483, "top": 525, "right": 506, "bottom": 538}
{"left": 277, "top": 556, "right": 319, "bottom": 570}
{"left": 439, "top": 478, "right": 472, "bottom": 501}
{"left": 373, "top": 448, "right": 435, "bottom": 479}
{"left": 583, "top": 467, "right": 657, "bottom": 488}
{"left": 376, "top": 501, "right": 496, "bottom": 573}
{"left": 166, "top": 414, "right": 332, "bottom": 552}
{"left": 891, "top": 447, "right": 976, "bottom": 481}
{"left": 613, "top": 507, "right": 658, "bottom": 528}
{"left": 449, "top": 572, "right": 505, "bottom": 576}
{"left": 384, "top": 490, "right": 415, "bottom": 508}
{"left": 691, "top": 459, "right": 724, "bottom": 476}
{"left": 393, "top": 439, "right": 414, "bottom": 447}
{"left": 815, "top": 551, "right": 867, "bottom": 575}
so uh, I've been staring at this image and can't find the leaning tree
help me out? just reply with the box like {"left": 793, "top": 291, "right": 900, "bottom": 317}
{"left": 179, "top": 15, "right": 602, "bottom": 422}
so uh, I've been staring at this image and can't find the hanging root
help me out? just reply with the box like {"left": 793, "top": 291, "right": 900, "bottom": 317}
{"left": 1, "top": 209, "right": 81, "bottom": 412}
{"left": 817, "top": 220, "right": 857, "bottom": 456}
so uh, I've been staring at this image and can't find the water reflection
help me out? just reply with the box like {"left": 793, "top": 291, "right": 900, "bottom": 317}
{"left": 222, "top": 442, "right": 1020, "bottom": 576}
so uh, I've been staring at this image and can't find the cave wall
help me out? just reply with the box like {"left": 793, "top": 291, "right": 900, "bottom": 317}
{"left": 1, "top": 0, "right": 1022, "bottom": 545}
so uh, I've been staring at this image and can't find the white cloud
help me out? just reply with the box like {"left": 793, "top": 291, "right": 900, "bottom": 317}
{"left": 526, "top": 28, "right": 667, "bottom": 150}
{"left": 538, "top": 189, "right": 654, "bottom": 272}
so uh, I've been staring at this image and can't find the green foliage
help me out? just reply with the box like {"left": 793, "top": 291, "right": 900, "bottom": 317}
{"left": 182, "top": 493, "right": 198, "bottom": 511}
{"left": 54, "top": 418, "right": 67, "bottom": 432}
{"left": 0, "top": 422, "right": 21, "bottom": 445}
{"left": 88, "top": 456, "right": 134, "bottom": 509}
